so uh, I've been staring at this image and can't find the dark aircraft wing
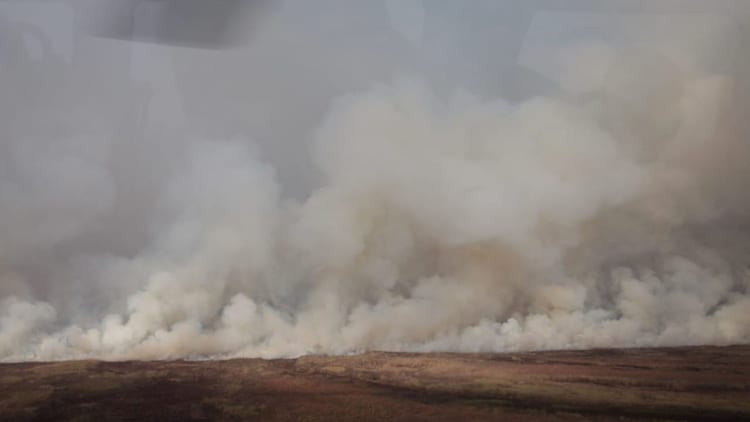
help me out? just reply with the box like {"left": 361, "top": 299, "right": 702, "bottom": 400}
{"left": 78, "top": 0, "right": 271, "bottom": 49}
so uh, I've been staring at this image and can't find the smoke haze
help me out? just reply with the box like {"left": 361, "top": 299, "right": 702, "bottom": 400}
{"left": 1, "top": 0, "right": 750, "bottom": 361}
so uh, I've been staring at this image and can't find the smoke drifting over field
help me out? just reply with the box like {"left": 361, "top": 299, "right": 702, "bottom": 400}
{"left": 1, "top": 1, "right": 750, "bottom": 361}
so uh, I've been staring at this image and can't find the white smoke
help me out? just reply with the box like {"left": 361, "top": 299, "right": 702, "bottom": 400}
{"left": 1, "top": 1, "right": 750, "bottom": 361}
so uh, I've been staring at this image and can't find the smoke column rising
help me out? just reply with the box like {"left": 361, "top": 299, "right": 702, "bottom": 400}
{"left": 1, "top": 1, "right": 750, "bottom": 361}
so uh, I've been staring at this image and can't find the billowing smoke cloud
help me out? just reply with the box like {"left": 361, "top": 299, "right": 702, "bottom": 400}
{"left": 1, "top": 1, "right": 750, "bottom": 361}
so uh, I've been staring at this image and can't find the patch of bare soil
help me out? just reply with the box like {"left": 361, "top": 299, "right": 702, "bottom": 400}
{"left": 1, "top": 345, "right": 748, "bottom": 421}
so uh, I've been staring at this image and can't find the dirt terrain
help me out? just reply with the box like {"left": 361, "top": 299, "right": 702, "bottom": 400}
{"left": 1, "top": 345, "right": 748, "bottom": 421}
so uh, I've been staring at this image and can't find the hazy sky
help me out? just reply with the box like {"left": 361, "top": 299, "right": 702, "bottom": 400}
{"left": 1, "top": 1, "right": 749, "bottom": 361}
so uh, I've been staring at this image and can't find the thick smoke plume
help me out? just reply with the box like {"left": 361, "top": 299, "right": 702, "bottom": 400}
{"left": 1, "top": 1, "right": 750, "bottom": 361}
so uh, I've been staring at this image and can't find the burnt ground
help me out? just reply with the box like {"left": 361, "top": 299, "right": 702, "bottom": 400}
{"left": 0, "top": 345, "right": 748, "bottom": 421}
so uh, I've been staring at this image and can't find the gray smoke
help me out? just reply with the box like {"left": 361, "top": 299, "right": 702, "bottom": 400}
{"left": 1, "top": 1, "right": 750, "bottom": 361}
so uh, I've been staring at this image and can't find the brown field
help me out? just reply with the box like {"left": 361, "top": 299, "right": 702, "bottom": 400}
{"left": 1, "top": 345, "right": 749, "bottom": 421}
